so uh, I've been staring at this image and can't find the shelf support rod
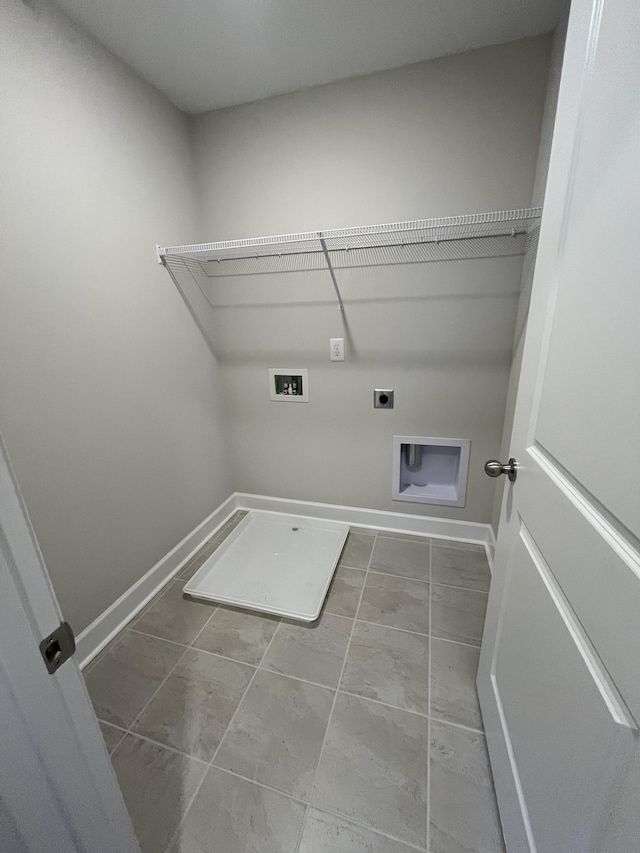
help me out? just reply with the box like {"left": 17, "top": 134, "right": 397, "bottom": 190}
{"left": 319, "top": 236, "right": 345, "bottom": 311}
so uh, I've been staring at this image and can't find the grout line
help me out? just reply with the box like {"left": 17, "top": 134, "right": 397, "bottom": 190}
{"left": 211, "top": 622, "right": 281, "bottom": 763}
{"left": 97, "top": 719, "right": 128, "bottom": 756}
{"left": 104, "top": 645, "right": 192, "bottom": 763}
{"left": 112, "top": 728, "right": 210, "bottom": 765}
{"left": 367, "top": 568, "right": 429, "bottom": 583}
{"left": 294, "top": 532, "right": 378, "bottom": 852}
{"left": 213, "top": 765, "right": 308, "bottom": 806}
{"left": 165, "top": 615, "right": 283, "bottom": 851}
{"left": 426, "top": 538, "right": 432, "bottom": 853}
{"left": 336, "top": 562, "right": 368, "bottom": 572}
{"left": 427, "top": 716, "right": 486, "bottom": 737}
{"left": 257, "top": 666, "right": 340, "bottom": 694}
{"left": 126, "top": 627, "right": 191, "bottom": 649}
{"left": 335, "top": 689, "right": 429, "bottom": 719}
{"left": 187, "top": 646, "right": 258, "bottom": 669}
{"left": 365, "top": 571, "right": 488, "bottom": 596}
{"left": 355, "top": 618, "right": 430, "bottom": 639}
{"left": 431, "top": 579, "right": 489, "bottom": 595}
{"left": 98, "top": 719, "right": 129, "bottom": 736}
{"left": 430, "top": 632, "right": 481, "bottom": 649}
{"left": 430, "top": 634, "right": 483, "bottom": 651}
{"left": 308, "top": 804, "right": 430, "bottom": 852}
{"left": 187, "top": 604, "right": 220, "bottom": 649}
{"left": 126, "top": 647, "right": 191, "bottom": 735}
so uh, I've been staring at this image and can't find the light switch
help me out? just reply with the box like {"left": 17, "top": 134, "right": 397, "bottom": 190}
{"left": 330, "top": 338, "right": 345, "bottom": 361}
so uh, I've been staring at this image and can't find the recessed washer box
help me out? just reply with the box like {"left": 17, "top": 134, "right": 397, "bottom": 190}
{"left": 392, "top": 435, "right": 471, "bottom": 507}
{"left": 268, "top": 368, "right": 309, "bottom": 402}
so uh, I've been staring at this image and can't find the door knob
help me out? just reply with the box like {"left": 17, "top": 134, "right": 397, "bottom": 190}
{"left": 484, "top": 458, "right": 517, "bottom": 482}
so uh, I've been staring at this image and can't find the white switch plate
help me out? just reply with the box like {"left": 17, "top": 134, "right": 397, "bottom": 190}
{"left": 330, "top": 338, "right": 345, "bottom": 361}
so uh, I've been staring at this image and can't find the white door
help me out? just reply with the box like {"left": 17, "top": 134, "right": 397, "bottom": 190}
{"left": 0, "top": 435, "right": 139, "bottom": 853}
{"left": 477, "top": 0, "right": 640, "bottom": 851}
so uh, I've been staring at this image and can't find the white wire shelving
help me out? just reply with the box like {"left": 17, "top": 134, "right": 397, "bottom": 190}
{"left": 158, "top": 207, "right": 542, "bottom": 311}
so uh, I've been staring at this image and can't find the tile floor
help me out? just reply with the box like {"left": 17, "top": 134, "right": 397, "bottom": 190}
{"left": 84, "top": 513, "right": 505, "bottom": 853}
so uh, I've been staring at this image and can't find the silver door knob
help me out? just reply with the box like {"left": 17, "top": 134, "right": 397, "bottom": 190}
{"left": 484, "top": 458, "right": 517, "bottom": 482}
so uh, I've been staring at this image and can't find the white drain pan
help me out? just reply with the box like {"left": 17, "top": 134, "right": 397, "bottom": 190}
{"left": 184, "top": 511, "right": 349, "bottom": 622}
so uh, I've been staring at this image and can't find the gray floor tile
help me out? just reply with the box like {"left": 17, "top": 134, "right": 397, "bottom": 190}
{"left": 85, "top": 631, "right": 185, "bottom": 728}
{"left": 171, "top": 766, "right": 306, "bottom": 853}
{"left": 192, "top": 605, "right": 279, "bottom": 665}
{"left": 348, "top": 525, "right": 380, "bottom": 536}
{"left": 323, "top": 566, "right": 366, "bottom": 618}
{"left": 132, "top": 648, "right": 254, "bottom": 760}
{"left": 430, "top": 638, "right": 483, "bottom": 730}
{"left": 178, "top": 540, "right": 222, "bottom": 581}
{"left": 312, "top": 693, "right": 429, "bottom": 847}
{"left": 431, "top": 545, "right": 491, "bottom": 592}
{"left": 132, "top": 580, "right": 215, "bottom": 645}
{"left": 379, "top": 531, "right": 432, "bottom": 544}
{"left": 433, "top": 539, "right": 486, "bottom": 552}
{"left": 338, "top": 532, "right": 375, "bottom": 569}
{"left": 82, "top": 634, "right": 121, "bottom": 675}
{"left": 111, "top": 733, "right": 207, "bottom": 853}
{"left": 430, "top": 721, "right": 505, "bottom": 853}
{"left": 340, "top": 622, "right": 429, "bottom": 713}
{"left": 358, "top": 572, "right": 430, "bottom": 634}
{"left": 431, "top": 585, "right": 488, "bottom": 646}
{"left": 215, "top": 511, "right": 247, "bottom": 540}
{"left": 261, "top": 614, "right": 352, "bottom": 688}
{"left": 98, "top": 721, "right": 126, "bottom": 755}
{"left": 214, "top": 669, "right": 333, "bottom": 799}
{"left": 299, "top": 808, "right": 423, "bottom": 853}
{"left": 369, "top": 536, "right": 430, "bottom": 581}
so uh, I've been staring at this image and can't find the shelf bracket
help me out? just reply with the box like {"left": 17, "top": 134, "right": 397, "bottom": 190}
{"left": 319, "top": 236, "right": 345, "bottom": 311}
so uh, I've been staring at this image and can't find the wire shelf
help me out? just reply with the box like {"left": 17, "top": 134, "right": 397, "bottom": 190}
{"left": 159, "top": 208, "right": 542, "bottom": 310}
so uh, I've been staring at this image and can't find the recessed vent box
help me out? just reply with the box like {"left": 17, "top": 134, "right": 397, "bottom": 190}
{"left": 392, "top": 436, "right": 471, "bottom": 507}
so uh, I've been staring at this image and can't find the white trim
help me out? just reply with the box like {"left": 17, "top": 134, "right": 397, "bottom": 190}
{"left": 235, "top": 492, "right": 492, "bottom": 546}
{"left": 77, "top": 491, "right": 494, "bottom": 669}
{"left": 76, "top": 494, "right": 238, "bottom": 669}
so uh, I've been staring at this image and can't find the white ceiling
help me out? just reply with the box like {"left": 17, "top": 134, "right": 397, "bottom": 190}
{"left": 53, "top": 0, "right": 564, "bottom": 114}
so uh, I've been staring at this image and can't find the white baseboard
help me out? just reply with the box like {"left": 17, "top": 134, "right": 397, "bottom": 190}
{"left": 76, "top": 494, "right": 239, "bottom": 669}
{"left": 78, "top": 491, "right": 494, "bottom": 669}
{"left": 235, "top": 493, "right": 493, "bottom": 546}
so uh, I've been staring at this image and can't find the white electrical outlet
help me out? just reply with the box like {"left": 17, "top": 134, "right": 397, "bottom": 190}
{"left": 330, "top": 338, "right": 345, "bottom": 361}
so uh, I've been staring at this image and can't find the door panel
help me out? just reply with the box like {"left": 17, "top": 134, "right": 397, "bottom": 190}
{"left": 477, "top": 1, "right": 640, "bottom": 850}
{"left": 534, "top": 0, "right": 640, "bottom": 537}
{"left": 523, "top": 446, "right": 640, "bottom": 721}
{"left": 0, "top": 435, "right": 139, "bottom": 853}
{"left": 493, "top": 525, "right": 634, "bottom": 853}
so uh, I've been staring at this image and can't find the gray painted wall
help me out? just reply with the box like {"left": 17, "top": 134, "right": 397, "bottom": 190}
{"left": 191, "top": 36, "right": 552, "bottom": 523}
{"left": 0, "top": 8, "right": 556, "bottom": 637}
{"left": 0, "top": 0, "right": 232, "bottom": 633}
